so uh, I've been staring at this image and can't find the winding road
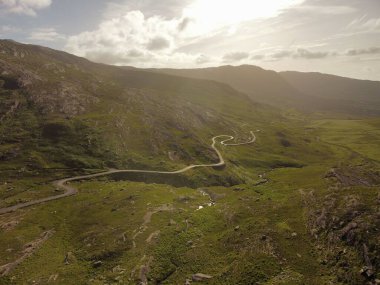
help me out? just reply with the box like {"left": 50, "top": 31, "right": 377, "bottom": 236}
{"left": 0, "top": 131, "right": 256, "bottom": 215}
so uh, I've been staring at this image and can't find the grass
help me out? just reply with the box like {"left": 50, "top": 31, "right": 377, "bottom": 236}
{"left": 1, "top": 116, "right": 379, "bottom": 284}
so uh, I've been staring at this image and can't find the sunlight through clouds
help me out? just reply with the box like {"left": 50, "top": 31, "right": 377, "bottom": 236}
{"left": 184, "top": 0, "right": 304, "bottom": 34}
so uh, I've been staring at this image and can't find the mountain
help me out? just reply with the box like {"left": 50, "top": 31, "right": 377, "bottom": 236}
{"left": 0, "top": 40, "right": 278, "bottom": 172}
{"left": 155, "top": 65, "right": 380, "bottom": 116}
{"left": 280, "top": 71, "right": 380, "bottom": 116}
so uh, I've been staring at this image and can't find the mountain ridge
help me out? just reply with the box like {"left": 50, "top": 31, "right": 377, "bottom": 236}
{"left": 150, "top": 64, "right": 380, "bottom": 116}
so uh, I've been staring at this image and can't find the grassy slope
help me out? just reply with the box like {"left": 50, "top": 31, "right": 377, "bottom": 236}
{"left": 3, "top": 116, "right": 378, "bottom": 284}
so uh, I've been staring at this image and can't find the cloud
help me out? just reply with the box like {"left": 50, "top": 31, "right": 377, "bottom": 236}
{"left": 223, "top": 51, "right": 249, "bottom": 62}
{"left": 64, "top": 0, "right": 309, "bottom": 67}
{"left": 146, "top": 36, "right": 170, "bottom": 50}
{"left": 345, "top": 47, "right": 380, "bottom": 56}
{"left": 0, "top": 0, "right": 51, "bottom": 16}
{"left": 178, "top": 17, "right": 192, "bottom": 31}
{"left": 272, "top": 50, "right": 293, "bottom": 59}
{"left": 294, "top": 5, "right": 356, "bottom": 15}
{"left": 347, "top": 16, "right": 380, "bottom": 32}
{"left": 65, "top": 10, "right": 203, "bottom": 67}
{"left": 251, "top": 54, "right": 265, "bottom": 60}
{"left": 195, "top": 54, "right": 210, "bottom": 64}
{"left": 270, "top": 48, "right": 330, "bottom": 60}
{"left": 293, "top": 48, "right": 329, "bottom": 59}
{"left": 28, "top": 28, "right": 65, "bottom": 42}
{"left": 104, "top": 0, "right": 192, "bottom": 19}
{"left": 0, "top": 25, "right": 20, "bottom": 36}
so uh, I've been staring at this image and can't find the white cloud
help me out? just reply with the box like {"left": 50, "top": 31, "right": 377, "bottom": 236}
{"left": 347, "top": 16, "right": 380, "bottom": 31}
{"left": 294, "top": 5, "right": 356, "bottom": 15}
{"left": 65, "top": 1, "right": 306, "bottom": 67}
{"left": 0, "top": 0, "right": 52, "bottom": 16}
{"left": 345, "top": 47, "right": 380, "bottom": 56}
{"left": 65, "top": 11, "right": 184, "bottom": 66}
{"left": 223, "top": 51, "right": 250, "bottom": 62}
{"left": 269, "top": 47, "right": 331, "bottom": 60}
{"left": 0, "top": 25, "right": 20, "bottom": 35}
{"left": 28, "top": 28, "right": 65, "bottom": 42}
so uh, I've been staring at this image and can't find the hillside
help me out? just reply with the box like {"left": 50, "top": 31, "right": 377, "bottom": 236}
{"left": 0, "top": 40, "right": 278, "bottom": 172}
{"left": 280, "top": 71, "right": 380, "bottom": 116}
{"left": 155, "top": 65, "right": 380, "bottom": 116}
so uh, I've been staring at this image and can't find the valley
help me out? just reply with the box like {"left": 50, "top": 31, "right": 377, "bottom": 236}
{"left": 0, "top": 40, "right": 379, "bottom": 285}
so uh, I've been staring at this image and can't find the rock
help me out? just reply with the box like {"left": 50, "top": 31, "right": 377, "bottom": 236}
{"left": 92, "top": 261, "right": 102, "bottom": 268}
{"left": 168, "top": 219, "right": 177, "bottom": 226}
{"left": 233, "top": 187, "right": 244, "bottom": 192}
{"left": 340, "top": 222, "right": 358, "bottom": 241}
{"left": 64, "top": 252, "right": 77, "bottom": 265}
{"left": 185, "top": 279, "right": 192, "bottom": 285}
{"left": 291, "top": 232, "right": 298, "bottom": 238}
{"left": 234, "top": 225, "right": 240, "bottom": 231}
{"left": 112, "top": 265, "right": 125, "bottom": 273}
{"left": 192, "top": 273, "right": 213, "bottom": 281}
{"left": 261, "top": 234, "right": 267, "bottom": 241}
{"left": 360, "top": 266, "right": 374, "bottom": 279}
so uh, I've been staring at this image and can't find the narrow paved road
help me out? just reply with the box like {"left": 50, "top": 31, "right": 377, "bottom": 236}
{"left": 0, "top": 132, "right": 256, "bottom": 215}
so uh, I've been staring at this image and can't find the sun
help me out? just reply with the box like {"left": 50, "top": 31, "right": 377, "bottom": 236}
{"left": 183, "top": 0, "right": 303, "bottom": 33}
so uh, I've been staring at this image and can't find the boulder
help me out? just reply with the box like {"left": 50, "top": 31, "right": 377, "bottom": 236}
{"left": 192, "top": 273, "right": 213, "bottom": 282}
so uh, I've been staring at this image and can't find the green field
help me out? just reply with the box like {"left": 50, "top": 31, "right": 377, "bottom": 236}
{"left": 1, "top": 117, "right": 379, "bottom": 284}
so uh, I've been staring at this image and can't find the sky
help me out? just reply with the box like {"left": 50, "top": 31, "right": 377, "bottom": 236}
{"left": 0, "top": 0, "right": 380, "bottom": 80}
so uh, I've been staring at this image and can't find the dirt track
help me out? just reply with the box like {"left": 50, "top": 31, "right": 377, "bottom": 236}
{"left": 0, "top": 132, "right": 256, "bottom": 215}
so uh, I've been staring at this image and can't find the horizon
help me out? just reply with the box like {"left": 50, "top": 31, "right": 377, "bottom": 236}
{"left": 0, "top": 0, "right": 380, "bottom": 80}
{"left": 1, "top": 38, "right": 379, "bottom": 82}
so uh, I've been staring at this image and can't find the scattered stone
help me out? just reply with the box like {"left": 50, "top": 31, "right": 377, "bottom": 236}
{"left": 233, "top": 187, "right": 244, "bottom": 192}
{"left": 192, "top": 273, "right": 213, "bottom": 282}
{"left": 320, "top": 259, "right": 328, "bottom": 265}
{"left": 185, "top": 278, "right": 192, "bottom": 285}
{"left": 92, "top": 261, "right": 102, "bottom": 268}
{"left": 112, "top": 265, "right": 125, "bottom": 273}
{"left": 291, "top": 232, "right": 298, "bottom": 238}
{"left": 64, "top": 252, "right": 76, "bottom": 265}
{"left": 234, "top": 225, "right": 240, "bottom": 231}
{"left": 360, "top": 266, "right": 374, "bottom": 279}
